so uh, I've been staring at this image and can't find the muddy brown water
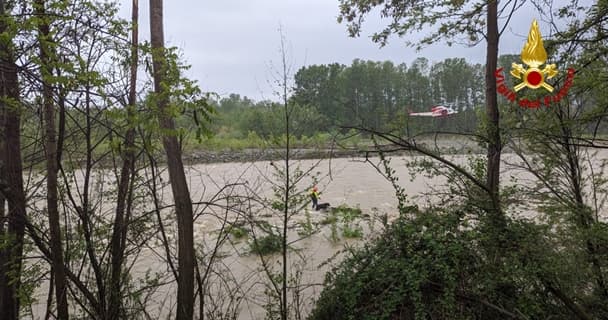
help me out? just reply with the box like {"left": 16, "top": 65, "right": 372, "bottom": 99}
{"left": 26, "top": 153, "right": 585, "bottom": 319}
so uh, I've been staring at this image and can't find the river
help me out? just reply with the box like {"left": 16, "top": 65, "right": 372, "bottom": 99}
{"left": 27, "top": 152, "right": 559, "bottom": 319}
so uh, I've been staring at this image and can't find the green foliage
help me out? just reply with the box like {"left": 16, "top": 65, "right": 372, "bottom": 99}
{"left": 330, "top": 204, "right": 362, "bottom": 218}
{"left": 319, "top": 212, "right": 338, "bottom": 226}
{"left": 320, "top": 205, "right": 365, "bottom": 240}
{"left": 298, "top": 210, "right": 315, "bottom": 237}
{"left": 337, "top": 0, "right": 487, "bottom": 48}
{"left": 310, "top": 201, "right": 608, "bottom": 319}
{"left": 192, "top": 57, "right": 486, "bottom": 151}
{"left": 292, "top": 58, "right": 483, "bottom": 135}
{"left": 191, "top": 131, "right": 267, "bottom": 151}
{"left": 311, "top": 206, "right": 477, "bottom": 320}
{"left": 334, "top": 205, "right": 363, "bottom": 238}
{"left": 229, "top": 226, "right": 248, "bottom": 240}
{"left": 141, "top": 43, "right": 215, "bottom": 142}
{"left": 249, "top": 232, "right": 284, "bottom": 255}
{"left": 318, "top": 210, "right": 341, "bottom": 243}
{"left": 236, "top": 101, "right": 328, "bottom": 139}
{"left": 18, "top": 55, "right": 492, "bottom": 158}
{"left": 341, "top": 225, "right": 363, "bottom": 239}
{"left": 329, "top": 218, "right": 339, "bottom": 243}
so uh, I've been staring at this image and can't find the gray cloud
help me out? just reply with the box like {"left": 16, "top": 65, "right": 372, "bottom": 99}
{"left": 120, "top": 0, "right": 564, "bottom": 101}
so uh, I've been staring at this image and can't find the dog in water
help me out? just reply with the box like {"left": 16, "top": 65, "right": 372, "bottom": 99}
{"left": 315, "top": 202, "right": 330, "bottom": 211}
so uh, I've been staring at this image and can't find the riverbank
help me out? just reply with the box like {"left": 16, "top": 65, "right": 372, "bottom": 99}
{"left": 183, "top": 137, "right": 484, "bottom": 164}
{"left": 184, "top": 148, "right": 365, "bottom": 164}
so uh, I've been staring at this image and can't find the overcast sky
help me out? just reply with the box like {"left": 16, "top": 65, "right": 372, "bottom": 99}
{"left": 117, "top": 0, "right": 566, "bottom": 101}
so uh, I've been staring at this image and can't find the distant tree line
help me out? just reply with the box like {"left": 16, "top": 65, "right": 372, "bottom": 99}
{"left": 212, "top": 57, "right": 490, "bottom": 139}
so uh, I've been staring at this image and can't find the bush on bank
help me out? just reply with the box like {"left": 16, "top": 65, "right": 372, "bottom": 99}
{"left": 309, "top": 205, "right": 608, "bottom": 320}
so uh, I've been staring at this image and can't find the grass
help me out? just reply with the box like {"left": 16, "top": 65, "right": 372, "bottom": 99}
{"left": 182, "top": 130, "right": 368, "bottom": 152}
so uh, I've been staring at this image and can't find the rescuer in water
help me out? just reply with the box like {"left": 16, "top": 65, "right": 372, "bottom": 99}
{"left": 310, "top": 186, "right": 329, "bottom": 211}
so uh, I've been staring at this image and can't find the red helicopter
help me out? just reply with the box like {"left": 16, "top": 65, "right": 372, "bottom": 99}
{"left": 409, "top": 105, "right": 458, "bottom": 117}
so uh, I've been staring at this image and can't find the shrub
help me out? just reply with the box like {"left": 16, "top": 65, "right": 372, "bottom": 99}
{"left": 331, "top": 204, "right": 362, "bottom": 219}
{"left": 298, "top": 210, "right": 315, "bottom": 237}
{"left": 331, "top": 205, "right": 364, "bottom": 239}
{"left": 249, "top": 232, "right": 283, "bottom": 255}
{"left": 310, "top": 206, "right": 487, "bottom": 320}
{"left": 310, "top": 201, "right": 608, "bottom": 320}
{"left": 341, "top": 225, "right": 363, "bottom": 238}
{"left": 229, "top": 226, "right": 248, "bottom": 239}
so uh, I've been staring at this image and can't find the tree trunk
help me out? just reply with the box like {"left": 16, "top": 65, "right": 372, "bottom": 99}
{"left": 0, "top": 1, "right": 26, "bottom": 319}
{"left": 280, "top": 33, "right": 289, "bottom": 320}
{"left": 35, "top": 0, "right": 69, "bottom": 318}
{"left": 149, "top": 1, "right": 195, "bottom": 319}
{"left": 0, "top": 58, "right": 4, "bottom": 234}
{"left": 108, "top": 1, "right": 139, "bottom": 319}
{"left": 485, "top": 0, "right": 502, "bottom": 215}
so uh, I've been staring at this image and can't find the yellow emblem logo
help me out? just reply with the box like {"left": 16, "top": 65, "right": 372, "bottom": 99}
{"left": 510, "top": 19, "right": 558, "bottom": 92}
